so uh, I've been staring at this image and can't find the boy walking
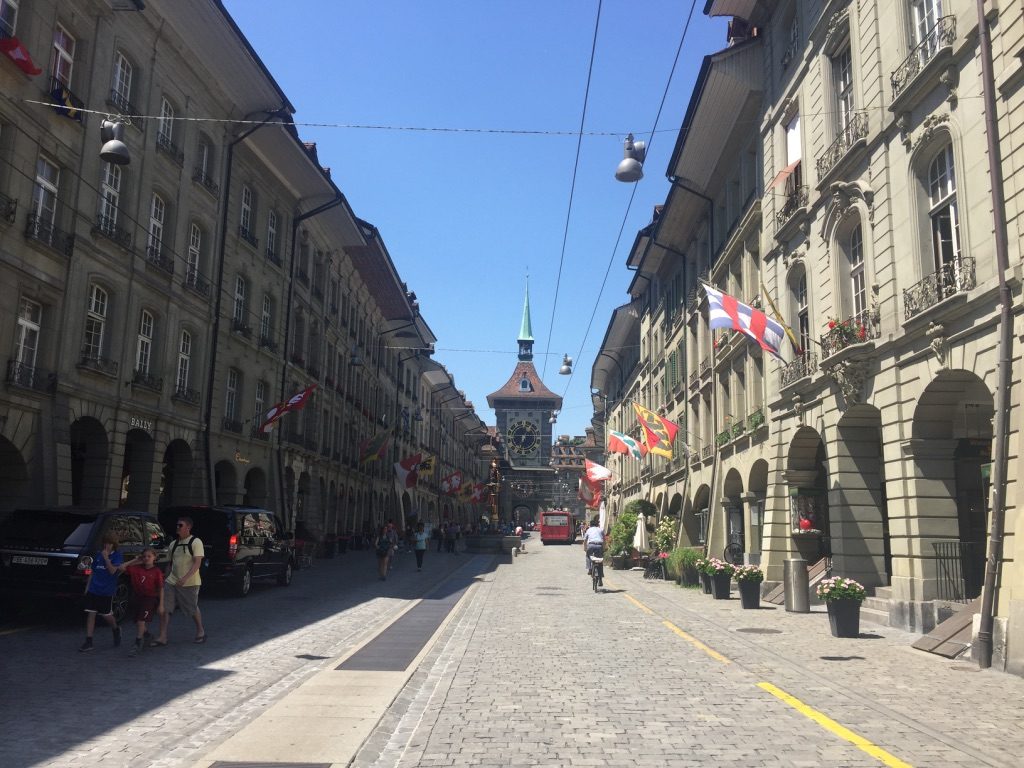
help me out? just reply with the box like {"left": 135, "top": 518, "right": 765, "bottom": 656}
{"left": 79, "top": 532, "right": 123, "bottom": 652}
{"left": 121, "top": 546, "right": 165, "bottom": 656}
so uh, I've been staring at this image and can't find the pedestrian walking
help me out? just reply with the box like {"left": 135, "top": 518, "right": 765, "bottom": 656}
{"left": 413, "top": 522, "right": 428, "bottom": 571}
{"left": 436, "top": 523, "right": 447, "bottom": 552}
{"left": 78, "top": 531, "right": 123, "bottom": 652}
{"left": 432, "top": 524, "right": 442, "bottom": 552}
{"left": 120, "top": 546, "right": 164, "bottom": 656}
{"left": 444, "top": 523, "right": 456, "bottom": 554}
{"left": 151, "top": 516, "right": 206, "bottom": 646}
{"left": 374, "top": 526, "right": 391, "bottom": 580}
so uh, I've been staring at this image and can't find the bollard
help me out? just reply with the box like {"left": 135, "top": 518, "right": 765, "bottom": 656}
{"left": 784, "top": 557, "right": 810, "bottom": 613}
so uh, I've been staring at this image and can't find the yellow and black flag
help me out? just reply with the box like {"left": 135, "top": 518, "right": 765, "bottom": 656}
{"left": 632, "top": 402, "right": 679, "bottom": 460}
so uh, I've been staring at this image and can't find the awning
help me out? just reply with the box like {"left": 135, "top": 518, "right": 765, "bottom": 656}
{"left": 769, "top": 159, "right": 801, "bottom": 188}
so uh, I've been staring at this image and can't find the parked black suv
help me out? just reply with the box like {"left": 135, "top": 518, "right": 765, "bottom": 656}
{"left": 158, "top": 505, "right": 293, "bottom": 597}
{"left": 0, "top": 507, "right": 169, "bottom": 621}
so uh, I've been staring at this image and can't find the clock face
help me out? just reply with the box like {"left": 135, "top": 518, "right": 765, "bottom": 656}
{"left": 507, "top": 419, "right": 540, "bottom": 455}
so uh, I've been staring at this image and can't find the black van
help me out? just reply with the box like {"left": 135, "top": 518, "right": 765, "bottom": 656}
{"left": 158, "top": 506, "right": 293, "bottom": 597}
{"left": 0, "top": 507, "right": 169, "bottom": 621}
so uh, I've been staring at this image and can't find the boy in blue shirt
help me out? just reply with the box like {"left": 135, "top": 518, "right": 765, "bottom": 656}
{"left": 79, "top": 532, "right": 123, "bottom": 652}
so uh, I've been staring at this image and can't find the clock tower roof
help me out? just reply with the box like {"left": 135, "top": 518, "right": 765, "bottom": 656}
{"left": 486, "top": 360, "right": 563, "bottom": 409}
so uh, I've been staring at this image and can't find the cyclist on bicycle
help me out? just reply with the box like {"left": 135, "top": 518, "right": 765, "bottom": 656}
{"left": 583, "top": 517, "right": 605, "bottom": 576}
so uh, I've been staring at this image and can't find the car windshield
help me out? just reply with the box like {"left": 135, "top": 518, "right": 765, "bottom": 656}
{"left": 0, "top": 510, "right": 98, "bottom": 549}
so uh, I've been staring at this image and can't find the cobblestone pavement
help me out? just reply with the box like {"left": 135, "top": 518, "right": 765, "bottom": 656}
{"left": 355, "top": 543, "right": 1024, "bottom": 768}
{"left": 0, "top": 544, "right": 471, "bottom": 768}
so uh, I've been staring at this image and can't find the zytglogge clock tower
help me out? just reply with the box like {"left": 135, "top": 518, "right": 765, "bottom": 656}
{"left": 486, "top": 287, "right": 562, "bottom": 525}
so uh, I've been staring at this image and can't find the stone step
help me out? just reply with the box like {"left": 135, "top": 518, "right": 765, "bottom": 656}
{"left": 859, "top": 605, "right": 891, "bottom": 627}
{"left": 871, "top": 586, "right": 893, "bottom": 600}
{"left": 861, "top": 596, "right": 891, "bottom": 612}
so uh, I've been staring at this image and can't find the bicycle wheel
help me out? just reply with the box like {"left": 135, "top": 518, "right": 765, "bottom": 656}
{"left": 592, "top": 568, "right": 599, "bottom": 592}
{"left": 724, "top": 542, "right": 743, "bottom": 564}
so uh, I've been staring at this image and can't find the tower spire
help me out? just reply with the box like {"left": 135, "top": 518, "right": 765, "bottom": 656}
{"left": 518, "top": 281, "right": 534, "bottom": 361}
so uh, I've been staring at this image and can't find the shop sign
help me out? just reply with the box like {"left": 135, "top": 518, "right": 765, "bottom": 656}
{"left": 130, "top": 416, "right": 154, "bottom": 432}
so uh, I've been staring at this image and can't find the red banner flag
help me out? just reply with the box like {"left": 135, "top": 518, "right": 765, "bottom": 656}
{"left": 0, "top": 37, "right": 42, "bottom": 76}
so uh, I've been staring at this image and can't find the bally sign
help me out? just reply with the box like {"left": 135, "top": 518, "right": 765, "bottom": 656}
{"left": 130, "top": 416, "right": 154, "bottom": 432}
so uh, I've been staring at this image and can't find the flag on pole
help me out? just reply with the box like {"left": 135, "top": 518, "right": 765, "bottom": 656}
{"left": 394, "top": 453, "right": 422, "bottom": 489}
{"left": 259, "top": 383, "right": 318, "bottom": 433}
{"left": 440, "top": 471, "right": 463, "bottom": 495}
{"left": 418, "top": 454, "right": 436, "bottom": 474}
{"left": 0, "top": 37, "right": 42, "bottom": 76}
{"left": 470, "top": 483, "right": 486, "bottom": 503}
{"left": 632, "top": 402, "right": 680, "bottom": 460}
{"left": 359, "top": 430, "right": 390, "bottom": 463}
{"left": 702, "top": 282, "right": 786, "bottom": 361}
{"left": 49, "top": 82, "right": 85, "bottom": 122}
{"left": 585, "top": 459, "right": 612, "bottom": 482}
{"left": 608, "top": 430, "right": 647, "bottom": 461}
{"left": 578, "top": 476, "right": 602, "bottom": 510}
{"left": 760, "top": 278, "right": 803, "bottom": 355}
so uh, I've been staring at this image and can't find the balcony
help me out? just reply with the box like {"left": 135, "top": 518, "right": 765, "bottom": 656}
{"left": 699, "top": 357, "right": 711, "bottom": 377}
{"left": 93, "top": 214, "right": 133, "bottom": 250}
{"left": 172, "top": 385, "right": 200, "bottom": 405}
{"left": 903, "top": 256, "right": 976, "bottom": 321}
{"left": 184, "top": 269, "right": 211, "bottom": 298}
{"left": 230, "top": 318, "right": 252, "bottom": 339}
{"left": 6, "top": 360, "right": 56, "bottom": 393}
{"left": 265, "top": 246, "right": 281, "bottom": 267}
{"left": 250, "top": 427, "right": 270, "bottom": 442}
{"left": 192, "top": 168, "right": 219, "bottom": 196}
{"left": 701, "top": 445, "right": 713, "bottom": 460}
{"left": 816, "top": 111, "right": 869, "bottom": 182}
{"left": 716, "top": 430, "right": 731, "bottom": 447}
{"left": 731, "top": 421, "right": 746, "bottom": 440}
{"left": 688, "top": 370, "right": 699, "bottom": 391}
{"left": 780, "top": 351, "right": 817, "bottom": 387}
{"left": 47, "top": 77, "right": 86, "bottom": 123}
{"left": 775, "top": 185, "right": 808, "bottom": 235}
{"left": 891, "top": 16, "right": 956, "bottom": 101}
{"left": 258, "top": 334, "right": 277, "bottom": 353}
{"left": 238, "top": 225, "right": 258, "bottom": 249}
{"left": 146, "top": 244, "right": 174, "bottom": 275}
{"left": 222, "top": 417, "right": 243, "bottom": 434}
{"left": 25, "top": 213, "right": 74, "bottom": 257}
{"left": 131, "top": 368, "right": 163, "bottom": 393}
{"left": 2, "top": 191, "right": 17, "bottom": 224}
{"left": 155, "top": 133, "right": 184, "bottom": 166}
{"left": 820, "top": 309, "right": 880, "bottom": 359}
{"left": 78, "top": 352, "right": 118, "bottom": 377}
{"left": 106, "top": 89, "right": 139, "bottom": 118}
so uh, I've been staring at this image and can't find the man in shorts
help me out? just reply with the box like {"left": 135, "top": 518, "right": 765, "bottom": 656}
{"left": 152, "top": 516, "right": 206, "bottom": 646}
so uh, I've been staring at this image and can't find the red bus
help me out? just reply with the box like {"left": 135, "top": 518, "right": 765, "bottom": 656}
{"left": 539, "top": 510, "right": 575, "bottom": 545}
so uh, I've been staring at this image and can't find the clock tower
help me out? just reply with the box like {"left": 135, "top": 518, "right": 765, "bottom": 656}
{"left": 486, "top": 287, "right": 562, "bottom": 524}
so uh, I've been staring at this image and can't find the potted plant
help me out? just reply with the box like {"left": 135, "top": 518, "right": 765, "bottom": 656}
{"left": 668, "top": 547, "right": 703, "bottom": 586}
{"left": 816, "top": 576, "right": 866, "bottom": 637}
{"left": 695, "top": 556, "right": 713, "bottom": 594}
{"left": 733, "top": 565, "right": 763, "bottom": 609}
{"left": 607, "top": 510, "right": 638, "bottom": 569}
{"left": 706, "top": 558, "right": 734, "bottom": 599}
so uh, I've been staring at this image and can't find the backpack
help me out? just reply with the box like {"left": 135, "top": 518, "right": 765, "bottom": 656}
{"left": 168, "top": 536, "right": 207, "bottom": 575}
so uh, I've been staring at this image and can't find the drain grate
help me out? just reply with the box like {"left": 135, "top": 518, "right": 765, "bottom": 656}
{"left": 735, "top": 627, "right": 783, "bottom": 634}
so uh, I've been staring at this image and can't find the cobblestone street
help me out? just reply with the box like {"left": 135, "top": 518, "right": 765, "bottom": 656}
{"left": 3, "top": 540, "right": 1023, "bottom": 767}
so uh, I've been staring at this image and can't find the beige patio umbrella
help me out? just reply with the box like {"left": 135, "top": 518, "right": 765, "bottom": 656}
{"left": 633, "top": 512, "right": 650, "bottom": 553}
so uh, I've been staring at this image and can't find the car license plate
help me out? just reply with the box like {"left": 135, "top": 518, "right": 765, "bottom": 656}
{"left": 11, "top": 555, "right": 48, "bottom": 566}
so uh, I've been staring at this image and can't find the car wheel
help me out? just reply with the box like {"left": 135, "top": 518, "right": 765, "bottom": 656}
{"left": 277, "top": 560, "right": 293, "bottom": 587}
{"left": 112, "top": 578, "right": 131, "bottom": 623}
{"left": 234, "top": 566, "right": 252, "bottom": 597}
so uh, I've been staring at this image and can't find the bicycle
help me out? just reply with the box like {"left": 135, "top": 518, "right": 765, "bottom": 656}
{"left": 590, "top": 554, "right": 604, "bottom": 592}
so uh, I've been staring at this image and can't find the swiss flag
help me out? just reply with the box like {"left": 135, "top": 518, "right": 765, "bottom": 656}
{"left": 259, "top": 384, "right": 318, "bottom": 433}
{"left": 394, "top": 453, "right": 421, "bottom": 489}
{"left": 0, "top": 37, "right": 43, "bottom": 76}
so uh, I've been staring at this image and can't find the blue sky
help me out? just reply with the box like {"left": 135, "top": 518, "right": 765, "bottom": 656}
{"left": 223, "top": 0, "right": 726, "bottom": 437}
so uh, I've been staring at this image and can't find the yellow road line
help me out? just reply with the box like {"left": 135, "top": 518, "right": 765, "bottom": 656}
{"left": 758, "top": 682, "right": 913, "bottom": 768}
{"left": 0, "top": 625, "right": 39, "bottom": 636}
{"left": 622, "top": 593, "right": 653, "bottom": 615}
{"left": 663, "top": 620, "right": 732, "bottom": 664}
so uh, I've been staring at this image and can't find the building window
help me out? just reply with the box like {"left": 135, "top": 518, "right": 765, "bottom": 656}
{"left": 158, "top": 97, "right": 174, "bottom": 145}
{"left": 260, "top": 295, "right": 273, "bottom": 340}
{"left": 266, "top": 210, "right": 277, "bottom": 255}
{"left": 31, "top": 155, "right": 59, "bottom": 232}
{"left": 928, "top": 143, "right": 960, "bottom": 272}
{"left": 176, "top": 329, "right": 191, "bottom": 391}
{"left": 240, "top": 185, "right": 253, "bottom": 234}
{"left": 110, "top": 51, "right": 133, "bottom": 111}
{"left": 51, "top": 25, "right": 75, "bottom": 87}
{"left": 254, "top": 380, "right": 265, "bottom": 427}
{"left": 136, "top": 310, "right": 154, "bottom": 375}
{"left": 784, "top": 113, "right": 802, "bottom": 190}
{"left": 225, "top": 368, "right": 239, "bottom": 420}
{"left": 147, "top": 193, "right": 165, "bottom": 257}
{"left": 911, "top": 0, "right": 943, "bottom": 49}
{"left": 833, "top": 46, "right": 854, "bottom": 136}
{"left": 98, "top": 162, "right": 122, "bottom": 229}
{"left": 849, "top": 225, "right": 866, "bottom": 316}
{"left": 83, "top": 285, "right": 108, "bottom": 359}
{"left": 15, "top": 297, "right": 41, "bottom": 369}
{"left": 196, "top": 137, "right": 212, "bottom": 178}
{"left": 187, "top": 223, "right": 201, "bottom": 280}
{"left": 0, "top": 0, "right": 19, "bottom": 38}
{"left": 796, "top": 273, "right": 810, "bottom": 354}
{"left": 233, "top": 276, "right": 246, "bottom": 323}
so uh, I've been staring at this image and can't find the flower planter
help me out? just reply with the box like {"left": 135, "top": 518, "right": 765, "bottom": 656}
{"left": 611, "top": 554, "right": 629, "bottom": 570}
{"left": 711, "top": 571, "right": 732, "bottom": 599}
{"left": 826, "top": 598, "right": 861, "bottom": 638}
{"left": 700, "top": 572, "right": 713, "bottom": 594}
{"left": 738, "top": 580, "right": 761, "bottom": 609}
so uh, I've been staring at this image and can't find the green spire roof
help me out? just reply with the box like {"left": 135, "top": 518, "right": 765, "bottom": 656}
{"left": 518, "top": 284, "right": 534, "bottom": 342}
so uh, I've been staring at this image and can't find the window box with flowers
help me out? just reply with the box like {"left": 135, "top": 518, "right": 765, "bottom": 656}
{"left": 733, "top": 565, "right": 763, "bottom": 609}
{"left": 817, "top": 576, "right": 866, "bottom": 637}
{"left": 821, "top": 311, "right": 877, "bottom": 359}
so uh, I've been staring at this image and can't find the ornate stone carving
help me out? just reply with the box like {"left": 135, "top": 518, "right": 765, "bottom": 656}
{"left": 822, "top": 10, "right": 850, "bottom": 55}
{"left": 940, "top": 66, "right": 959, "bottom": 107}
{"left": 792, "top": 393, "right": 804, "bottom": 424}
{"left": 927, "top": 322, "right": 948, "bottom": 368}
{"left": 819, "top": 181, "right": 876, "bottom": 243}
{"left": 912, "top": 113, "right": 950, "bottom": 152}
{"left": 896, "top": 112, "right": 912, "bottom": 149}
{"left": 826, "top": 359, "right": 869, "bottom": 404}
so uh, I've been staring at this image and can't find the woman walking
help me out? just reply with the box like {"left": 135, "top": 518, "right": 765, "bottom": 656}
{"left": 413, "top": 522, "right": 428, "bottom": 571}
{"left": 374, "top": 526, "right": 391, "bottom": 580}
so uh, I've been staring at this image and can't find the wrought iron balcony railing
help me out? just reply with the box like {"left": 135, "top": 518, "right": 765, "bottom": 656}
{"left": 155, "top": 133, "right": 184, "bottom": 166}
{"left": 820, "top": 309, "right": 881, "bottom": 358}
{"left": 172, "top": 385, "right": 200, "bottom": 405}
{"left": 2, "top": 191, "right": 17, "bottom": 224}
{"left": 699, "top": 357, "right": 711, "bottom": 377}
{"left": 816, "top": 111, "right": 869, "bottom": 179}
{"left": 689, "top": 370, "right": 699, "bottom": 391}
{"left": 775, "top": 185, "right": 808, "bottom": 233}
{"left": 891, "top": 16, "right": 956, "bottom": 99}
{"left": 903, "top": 256, "right": 976, "bottom": 320}
{"left": 106, "top": 89, "right": 139, "bottom": 118}
{"left": 222, "top": 417, "right": 243, "bottom": 434}
{"left": 132, "top": 368, "right": 163, "bottom": 392}
{"left": 192, "top": 168, "right": 219, "bottom": 195}
{"left": 93, "top": 214, "right": 133, "bottom": 250}
{"left": 146, "top": 244, "right": 174, "bottom": 275}
{"left": 258, "top": 334, "right": 277, "bottom": 353}
{"left": 266, "top": 246, "right": 281, "bottom": 266}
{"left": 6, "top": 360, "right": 56, "bottom": 393}
{"left": 25, "top": 213, "right": 74, "bottom": 257}
{"left": 78, "top": 351, "right": 119, "bottom": 377}
{"left": 184, "top": 269, "right": 211, "bottom": 297}
{"left": 250, "top": 427, "right": 270, "bottom": 442}
{"left": 701, "top": 445, "right": 713, "bottom": 460}
{"left": 238, "top": 225, "right": 258, "bottom": 248}
{"left": 230, "top": 318, "right": 252, "bottom": 338}
{"left": 716, "top": 430, "right": 731, "bottom": 447}
{"left": 780, "top": 351, "right": 817, "bottom": 387}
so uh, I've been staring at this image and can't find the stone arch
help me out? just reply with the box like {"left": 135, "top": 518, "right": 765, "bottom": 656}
{"left": 121, "top": 428, "right": 155, "bottom": 511}
{"left": 785, "top": 425, "right": 830, "bottom": 562}
{"left": 71, "top": 416, "right": 109, "bottom": 509}
{"left": 0, "top": 435, "right": 30, "bottom": 513}
{"left": 747, "top": 459, "right": 769, "bottom": 559}
{"left": 160, "top": 439, "right": 194, "bottom": 509}
{"left": 401, "top": 490, "right": 412, "bottom": 522}
{"left": 243, "top": 467, "right": 268, "bottom": 507}
{"left": 214, "top": 460, "right": 237, "bottom": 505}
{"left": 721, "top": 468, "right": 745, "bottom": 562}
{"left": 687, "top": 483, "right": 712, "bottom": 546}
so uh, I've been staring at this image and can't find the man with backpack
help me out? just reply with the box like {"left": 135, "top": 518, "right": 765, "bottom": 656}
{"left": 152, "top": 515, "right": 206, "bottom": 646}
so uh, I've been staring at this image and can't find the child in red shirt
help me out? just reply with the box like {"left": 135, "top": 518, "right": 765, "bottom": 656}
{"left": 122, "top": 547, "right": 165, "bottom": 656}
